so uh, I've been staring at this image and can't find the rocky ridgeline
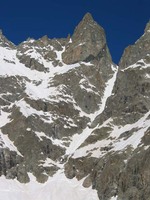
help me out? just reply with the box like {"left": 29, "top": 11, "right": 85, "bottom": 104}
{"left": 0, "top": 13, "right": 150, "bottom": 200}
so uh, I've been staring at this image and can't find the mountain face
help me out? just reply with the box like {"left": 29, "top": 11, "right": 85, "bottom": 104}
{"left": 0, "top": 13, "right": 150, "bottom": 200}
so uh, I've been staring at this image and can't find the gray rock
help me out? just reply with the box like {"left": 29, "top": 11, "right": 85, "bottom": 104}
{"left": 62, "top": 13, "right": 112, "bottom": 65}
{"left": 119, "top": 21, "right": 150, "bottom": 69}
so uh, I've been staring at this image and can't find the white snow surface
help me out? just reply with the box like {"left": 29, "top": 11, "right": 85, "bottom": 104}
{"left": 0, "top": 171, "right": 99, "bottom": 200}
{"left": 88, "top": 65, "right": 118, "bottom": 122}
{"left": 110, "top": 196, "right": 118, "bottom": 200}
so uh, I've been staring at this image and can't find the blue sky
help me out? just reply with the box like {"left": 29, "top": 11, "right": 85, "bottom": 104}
{"left": 0, "top": 0, "right": 150, "bottom": 63}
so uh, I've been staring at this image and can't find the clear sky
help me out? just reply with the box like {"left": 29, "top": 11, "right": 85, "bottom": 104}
{"left": 0, "top": 0, "right": 150, "bottom": 63}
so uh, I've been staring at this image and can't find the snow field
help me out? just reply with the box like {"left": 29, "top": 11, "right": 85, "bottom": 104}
{"left": 0, "top": 172, "right": 99, "bottom": 200}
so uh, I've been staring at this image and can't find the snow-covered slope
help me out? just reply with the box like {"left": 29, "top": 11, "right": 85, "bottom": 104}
{"left": 0, "top": 172, "right": 99, "bottom": 200}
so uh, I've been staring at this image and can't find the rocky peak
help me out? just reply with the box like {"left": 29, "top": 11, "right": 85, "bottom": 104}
{"left": 73, "top": 12, "right": 97, "bottom": 33}
{"left": 39, "top": 35, "right": 49, "bottom": 46}
{"left": 0, "top": 29, "right": 15, "bottom": 48}
{"left": 62, "top": 13, "right": 111, "bottom": 64}
{"left": 119, "top": 21, "right": 150, "bottom": 69}
{"left": 81, "top": 12, "right": 94, "bottom": 22}
{"left": 144, "top": 20, "right": 150, "bottom": 33}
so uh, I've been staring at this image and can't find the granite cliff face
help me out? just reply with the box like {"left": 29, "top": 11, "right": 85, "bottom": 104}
{"left": 62, "top": 13, "right": 111, "bottom": 64}
{"left": 0, "top": 13, "right": 150, "bottom": 200}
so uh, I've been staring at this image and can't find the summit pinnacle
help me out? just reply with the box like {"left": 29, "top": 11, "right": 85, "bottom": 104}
{"left": 144, "top": 20, "right": 150, "bottom": 33}
{"left": 62, "top": 13, "right": 110, "bottom": 64}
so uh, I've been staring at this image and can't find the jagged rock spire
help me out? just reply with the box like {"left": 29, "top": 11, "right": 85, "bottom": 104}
{"left": 78, "top": 12, "right": 94, "bottom": 24}
{"left": 0, "top": 29, "right": 15, "bottom": 48}
{"left": 144, "top": 20, "right": 150, "bottom": 33}
{"left": 119, "top": 21, "right": 150, "bottom": 68}
{"left": 62, "top": 13, "right": 111, "bottom": 64}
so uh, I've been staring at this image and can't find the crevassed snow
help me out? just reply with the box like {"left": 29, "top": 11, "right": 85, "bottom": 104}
{"left": 0, "top": 172, "right": 99, "bottom": 200}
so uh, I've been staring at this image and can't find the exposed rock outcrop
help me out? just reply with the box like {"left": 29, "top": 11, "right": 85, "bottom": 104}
{"left": 119, "top": 21, "right": 150, "bottom": 69}
{"left": 62, "top": 13, "right": 112, "bottom": 65}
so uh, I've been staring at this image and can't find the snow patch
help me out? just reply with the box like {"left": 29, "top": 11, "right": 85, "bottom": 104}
{"left": 0, "top": 131, "right": 22, "bottom": 156}
{"left": 110, "top": 196, "right": 118, "bottom": 200}
{"left": 89, "top": 65, "right": 118, "bottom": 122}
{"left": 0, "top": 172, "right": 99, "bottom": 200}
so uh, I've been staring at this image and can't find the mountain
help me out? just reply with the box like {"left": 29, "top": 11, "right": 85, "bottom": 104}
{"left": 0, "top": 13, "right": 150, "bottom": 200}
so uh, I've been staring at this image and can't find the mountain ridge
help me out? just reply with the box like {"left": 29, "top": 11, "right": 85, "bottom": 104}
{"left": 0, "top": 13, "right": 150, "bottom": 200}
